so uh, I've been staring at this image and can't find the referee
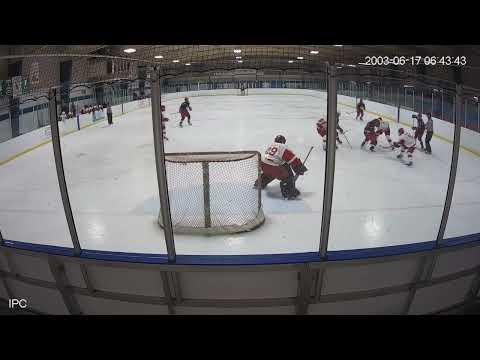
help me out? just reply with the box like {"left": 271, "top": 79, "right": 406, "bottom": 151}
{"left": 425, "top": 112, "right": 433, "bottom": 154}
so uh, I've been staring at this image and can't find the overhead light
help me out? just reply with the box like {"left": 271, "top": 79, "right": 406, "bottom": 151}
{"left": 237, "top": 60, "right": 243, "bottom": 63}
{"left": 233, "top": 49, "right": 242, "bottom": 53}
{"left": 297, "top": 56, "right": 304, "bottom": 60}
{"left": 337, "top": 66, "right": 343, "bottom": 69}
{"left": 172, "top": 60, "right": 179, "bottom": 63}
{"left": 123, "top": 48, "right": 136, "bottom": 54}
{"left": 288, "top": 60, "right": 294, "bottom": 63}
{"left": 235, "top": 56, "right": 242, "bottom": 59}
{"left": 185, "top": 63, "right": 191, "bottom": 66}
{"left": 404, "top": 85, "right": 413, "bottom": 88}
{"left": 333, "top": 45, "right": 343, "bottom": 47}
{"left": 348, "top": 64, "right": 356, "bottom": 67}
{"left": 154, "top": 55, "right": 164, "bottom": 59}
{"left": 310, "top": 50, "right": 319, "bottom": 54}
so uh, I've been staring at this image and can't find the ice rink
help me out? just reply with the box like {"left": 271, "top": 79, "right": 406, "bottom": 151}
{"left": 1, "top": 90, "right": 479, "bottom": 255}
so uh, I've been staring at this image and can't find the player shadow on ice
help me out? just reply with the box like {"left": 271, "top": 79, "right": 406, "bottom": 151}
{"left": 261, "top": 186, "right": 313, "bottom": 214}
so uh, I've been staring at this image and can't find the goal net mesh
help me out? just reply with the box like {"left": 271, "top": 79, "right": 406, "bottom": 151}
{"left": 158, "top": 151, "right": 265, "bottom": 235}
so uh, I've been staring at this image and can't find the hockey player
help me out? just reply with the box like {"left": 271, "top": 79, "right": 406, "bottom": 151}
{"left": 376, "top": 118, "right": 393, "bottom": 146}
{"left": 356, "top": 98, "right": 366, "bottom": 121}
{"left": 411, "top": 112, "right": 426, "bottom": 150}
{"left": 316, "top": 112, "right": 344, "bottom": 150}
{"left": 179, "top": 97, "right": 192, "bottom": 127}
{"left": 254, "top": 135, "right": 308, "bottom": 200}
{"left": 160, "top": 105, "right": 169, "bottom": 140}
{"left": 361, "top": 117, "right": 382, "bottom": 151}
{"left": 392, "top": 128, "right": 416, "bottom": 166}
{"left": 240, "top": 83, "right": 246, "bottom": 96}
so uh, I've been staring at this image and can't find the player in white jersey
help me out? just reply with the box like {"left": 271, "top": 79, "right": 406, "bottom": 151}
{"left": 377, "top": 119, "right": 392, "bottom": 145}
{"left": 392, "top": 128, "right": 416, "bottom": 166}
{"left": 255, "top": 135, "right": 308, "bottom": 199}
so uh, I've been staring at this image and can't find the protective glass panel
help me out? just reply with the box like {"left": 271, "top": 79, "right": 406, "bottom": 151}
{"left": 61, "top": 77, "right": 165, "bottom": 254}
{"left": 0, "top": 88, "right": 72, "bottom": 248}
{"left": 445, "top": 92, "right": 480, "bottom": 238}
{"left": 329, "top": 77, "right": 454, "bottom": 251}
{"left": 161, "top": 70, "right": 327, "bottom": 255}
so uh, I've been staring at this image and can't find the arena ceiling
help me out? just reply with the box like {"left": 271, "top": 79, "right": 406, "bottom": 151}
{"left": 3, "top": 45, "right": 480, "bottom": 90}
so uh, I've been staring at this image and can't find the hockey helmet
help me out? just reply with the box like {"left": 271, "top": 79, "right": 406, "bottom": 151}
{"left": 274, "top": 135, "right": 286, "bottom": 144}
{"left": 398, "top": 128, "right": 405, "bottom": 136}
{"left": 161, "top": 105, "right": 166, "bottom": 111}
{"left": 184, "top": 97, "right": 189, "bottom": 101}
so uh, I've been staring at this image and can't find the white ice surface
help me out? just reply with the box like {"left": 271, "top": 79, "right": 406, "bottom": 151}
{"left": 0, "top": 91, "right": 479, "bottom": 255}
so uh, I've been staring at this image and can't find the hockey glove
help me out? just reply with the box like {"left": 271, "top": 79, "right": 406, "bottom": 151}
{"left": 293, "top": 164, "right": 308, "bottom": 176}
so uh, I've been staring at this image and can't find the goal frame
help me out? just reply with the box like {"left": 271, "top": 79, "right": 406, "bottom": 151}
{"left": 158, "top": 150, "right": 265, "bottom": 235}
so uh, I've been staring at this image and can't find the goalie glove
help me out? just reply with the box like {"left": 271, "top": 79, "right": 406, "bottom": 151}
{"left": 292, "top": 163, "right": 308, "bottom": 176}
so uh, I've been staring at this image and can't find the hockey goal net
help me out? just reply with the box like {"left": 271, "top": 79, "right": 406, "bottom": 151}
{"left": 158, "top": 151, "right": 265, "bottom": 235}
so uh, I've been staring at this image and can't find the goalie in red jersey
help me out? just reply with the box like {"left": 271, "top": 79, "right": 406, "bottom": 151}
{"left": 361, "top": 117, "right": 382, "bottom": 151}
{"left": 254, "top": 135, "right": 308, "bottom": 200}
{"left": 316, "top": 112, "right": 344, "bottom": 150}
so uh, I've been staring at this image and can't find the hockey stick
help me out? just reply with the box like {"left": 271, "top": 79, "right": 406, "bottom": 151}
{"left": 341, "top": 131, "right": 353, "bottom": 149}
{"left": 294, "top": 146, "right": 314, "bottom": 182}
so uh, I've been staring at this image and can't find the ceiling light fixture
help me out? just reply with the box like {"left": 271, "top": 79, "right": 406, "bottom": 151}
{"left": 310, "top": 50, "right": 319, "bottom": 54}
{"left": 172, "top": 60, "right": 179, "bottom": 63}
{"left": 297, "top": 56, "right": 304, "bottom": 60}
{"left": 154, "top": 55, "right": 164, "bottom": 59}
{"left": 233, "top": 49, "right": 242, "bottom": 53}
{"left": 123, "top": 48, "right": 136, "bottom": 54}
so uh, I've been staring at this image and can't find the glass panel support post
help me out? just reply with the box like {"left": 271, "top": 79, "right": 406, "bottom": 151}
{"left": 436, "top": 84, "right": 463, "bottom": 244}
{"left": 48, "top": 88, "right": 82, "bottom": 255}
{"left": 319, "top": 64, "right": 337, "bottom": 258}
{"left": 151, "top": 69, "right": 176, "bottom": 262}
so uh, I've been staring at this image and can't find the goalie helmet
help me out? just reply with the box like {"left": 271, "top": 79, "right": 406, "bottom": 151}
{"left": 274, "top": 135, "right": 286, "bottom": 144}
{"left": 398, "top": 128, "right": 405, "bottom": 136}
{"left": 161, "top": 105, "right": 165, "bottom": 111}
{"left": 184, "top": 97, "right": 189, "bottom": 102}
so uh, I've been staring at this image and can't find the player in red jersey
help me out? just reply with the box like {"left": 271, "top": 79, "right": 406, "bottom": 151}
{"left": 411, "top": 112, "right": 426, "bottom": 150}
{"left": 254, "top": 135, "right": 308, "bottom": 200}
{"left": 361, "top": 117, "right": 382, "bottom": 151}
{"left": 356, "top": 98, "right": 366, "bottom": 121}
{"left": 392, "top": 128, "right": 416, "bottom": 166}
{"left": 179, "top": 97, "right": 192, "bottom": 127}
{"left": 316, "top": 112, "right": 344, "bottom": 150}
